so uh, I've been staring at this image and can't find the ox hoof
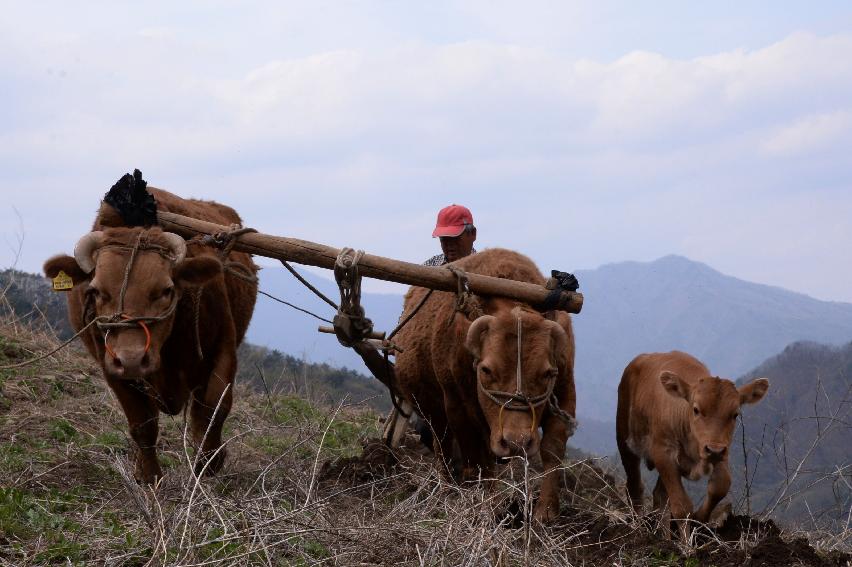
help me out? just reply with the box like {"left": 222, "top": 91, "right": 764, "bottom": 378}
{"left": 194, "top": 448, "right": 226, "bottom": 477}
{"left": 533, "top": 500, "right": 559, "bottom": 524}
{"left": 134, "top": 461, "right": 163, "bottom": 486}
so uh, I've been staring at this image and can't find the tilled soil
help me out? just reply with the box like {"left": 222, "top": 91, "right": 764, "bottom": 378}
{"left": 317, "top": 438, "right": 851, "bottom": 566}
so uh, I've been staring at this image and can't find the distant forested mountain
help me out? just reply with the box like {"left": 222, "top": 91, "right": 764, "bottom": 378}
{"left": 0, "top": 269, "right": 73, "bottom": 338}
{"left": 572, "top": 255, "right": 852, "bottom": 423}
{"left": 236, "top": 342, "right": 390, "bottom": 413}
{"left": 730, "top": 340, "right": 852, "bottom": 527}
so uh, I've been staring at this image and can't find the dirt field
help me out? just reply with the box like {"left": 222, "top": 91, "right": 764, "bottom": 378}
{"left": 0, "top": 320, "right": 849, "bottom": 566}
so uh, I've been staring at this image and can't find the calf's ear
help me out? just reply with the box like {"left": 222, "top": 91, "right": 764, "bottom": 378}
{"left": 739, "top": 377, "right": 769, "bottom": 405}
{"left": 465, "top": 315, "right": 495, "bottom": 360}
{"left": 174, "top": 256, "right": 223, "bottom": 287}
{"left": 44, "top": 254, "right": 90, "bottom": 284}
{"left": 660, "top": 371, "right": 690, "bottom": 400}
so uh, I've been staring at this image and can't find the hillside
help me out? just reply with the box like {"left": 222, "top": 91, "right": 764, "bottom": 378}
{"left": 0, "top": 269, "right": 73, "bottom": 339}
{"left": 248, "top": 256, "right": 852, "bottom": 456}
{"left": 1, "top": 315, "right": 848, "bottom": 564}
{"left": 730, "top": 341, "right": 852, "bottom": 530}
{"left": 0, "top": 269, "right": 392, "bottom": 414}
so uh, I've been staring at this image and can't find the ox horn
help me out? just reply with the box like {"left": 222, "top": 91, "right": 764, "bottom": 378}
{"left": 465, "top": 315, "right": 495, "bottom": 360}
{"left": 73, "top": 231, "right": 105, "bottom": 274}
{"left": 161, "top": 232, "right": 187, "bottom": 264}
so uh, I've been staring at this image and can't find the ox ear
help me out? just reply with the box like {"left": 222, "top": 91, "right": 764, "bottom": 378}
{"left": 173, "top": 256, "right": 222, "bottom": 287}
{"left": 545, "top": 319, "right": 569, "bottom": 370}
{"left": 465, "top": 315, "right": 495, "bottom": 360}
{"left": 44, "top": 254, "right": 90, "bottom": 285}
{"left": 739, "top": 377, "right": 769, "bottom": 405}
{"left": 660, "top": 371, "right": 690, "bottom": 401}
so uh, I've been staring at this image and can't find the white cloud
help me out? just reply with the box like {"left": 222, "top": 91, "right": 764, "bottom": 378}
{"left": 762, "top": 110, "right": 852, "bottom": 157}
{"left": 1, "top": 21, "right": 851, "bottom": 302}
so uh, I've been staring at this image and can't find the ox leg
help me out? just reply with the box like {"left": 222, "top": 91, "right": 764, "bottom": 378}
{"left": 109, "top": 379, "right": 162, "bottom": 484}
{"left": 443, "top": 389, "right": 490, "bottom": 482}
{"left": 190, "top": 355, "right": 235, "bottom": 476}
{"left": 429, "top": 407, "right": 456, "bottom": 481}
{"left": 652, "top": 475, "right": 668, "bottom": 512}
{"left": 533, "top": 415, "right": 570, "bottom": 523}
{"left": 617, "top": 439, "right": 644, "bottom": 514}
{"left": 650, "top": 445, "right": 693, "bottom": 538}
{"left": 694, "top": 461, "right": 731, "bottom": 523}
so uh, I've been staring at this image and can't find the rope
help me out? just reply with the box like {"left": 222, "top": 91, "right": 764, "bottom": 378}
{"left": 444, "top": 264, "right": 482, "bottom": 327}
{"left": 257, "top": 289, "right": 333, "bottom": 324}
{"left": 116, "top": 232, "right": 144, "bottom": 314}
{"left": 387, "top": 289, "right": 434, "bottom": 341}
{"left": 198, "top": 225, "right": 335, "bottom": 326}
{"left": 332, "top": 248, "right": 374, "bottom": 346}
{"left": 475, "top": 313, "right": 557, "bottom": 434}
{"left": 192, "top": 287, "right": 204, "bottom": 360}
{"left": 547, "top": 394, "right": 578, "bottom": 436}
{"left": 280, "top": 261, "right": 338, "bottom": 310}
{"left": 0, "top": 315, "right": 109, "bottom": 370}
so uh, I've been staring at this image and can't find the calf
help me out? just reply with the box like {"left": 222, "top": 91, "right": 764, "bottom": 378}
{"left": 616, "top": 351, "right": 768, "bottom": 525}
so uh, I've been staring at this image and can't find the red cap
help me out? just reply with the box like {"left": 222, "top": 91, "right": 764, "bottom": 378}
{"left": 432, "top": 204, "right": 474, "bottom": 238}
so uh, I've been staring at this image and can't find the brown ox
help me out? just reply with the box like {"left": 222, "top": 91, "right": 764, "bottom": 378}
{"left": 394, "top": 248, "right": 576, "bottom": 522}
{"left": 43, "top": 188, "right": 257, "bottom": 483}
{"left": 616, "top": 351, "right": 769, "bottom": 526}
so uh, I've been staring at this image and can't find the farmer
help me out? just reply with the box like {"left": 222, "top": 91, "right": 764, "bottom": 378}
{"left": 406, "top": 205, "right": 478, "bottom": 449}
{"left": 355, "top": 205, "right": 479, "bottom": 450}
{"left": 423, "top": 204, "right": 477, "bottom": 266}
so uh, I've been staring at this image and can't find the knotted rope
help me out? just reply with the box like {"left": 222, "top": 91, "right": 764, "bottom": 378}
{"left": 331, "top": 248, "right": 374, "bottom": 347}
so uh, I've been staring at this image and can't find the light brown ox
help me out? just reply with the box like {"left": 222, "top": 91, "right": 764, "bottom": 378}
{"left": 616, "top": 351, "right": 769, "bottom": 525}
{"left": 394, "top": 248, "right": 576, "bottom": 522}
{"left": 43, "top": 189, "right": 257, "bottom": 483}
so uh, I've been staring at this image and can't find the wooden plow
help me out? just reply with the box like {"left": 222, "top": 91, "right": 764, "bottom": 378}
{"left": 157, "top": 210, "right": 584, "bottom": 446}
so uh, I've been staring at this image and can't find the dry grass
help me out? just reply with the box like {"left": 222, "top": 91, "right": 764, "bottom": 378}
{"left": 0, "top": 313, "right": 849, "bottom": 566}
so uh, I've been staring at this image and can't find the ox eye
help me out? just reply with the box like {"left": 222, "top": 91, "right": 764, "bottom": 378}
{"left": 693, "top": 406, "right": 700, "bottom": 416}
{"left": 479, "top": 365, "right": 492, "bottom": 376}
{"left": 87, "top": 287, "right": 108, "bottom": 302}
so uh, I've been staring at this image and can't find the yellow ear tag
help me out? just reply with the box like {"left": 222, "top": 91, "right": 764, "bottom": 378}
{"left": 52, "top": 270, "right": 74, "bottom": 291}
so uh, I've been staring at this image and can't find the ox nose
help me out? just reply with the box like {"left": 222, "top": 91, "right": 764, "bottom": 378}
{"left": 109, "top": 347, "right": 152, "bottom": 378}
{"left": 496, "top": 432, "right": 537, "bottom": 457}
{"left": 704, "top": 444, "right": 727, "bottom": 460}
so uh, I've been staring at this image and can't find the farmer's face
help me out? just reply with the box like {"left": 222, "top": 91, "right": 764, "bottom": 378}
{"left": 440, "top": 228, "right": 476, "bottom": 263}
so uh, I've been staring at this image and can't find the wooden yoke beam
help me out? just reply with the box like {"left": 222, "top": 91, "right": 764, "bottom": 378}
{"left": 157, "top": 211, "right": 583, "bottom": 314}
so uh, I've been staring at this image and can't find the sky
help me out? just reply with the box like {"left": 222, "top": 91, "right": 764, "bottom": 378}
{"left": 1, "top": 1, "right": 851, "bottom": 301}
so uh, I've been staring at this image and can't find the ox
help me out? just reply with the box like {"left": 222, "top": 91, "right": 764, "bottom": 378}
{"left": 394, "top": 248, "right": 576, "bottom": 522}
{"left": 616, "top": 351, "right": 769, "bottom": 527}
{"left": 44, "top": 188, "right": 257, "bottom": 483}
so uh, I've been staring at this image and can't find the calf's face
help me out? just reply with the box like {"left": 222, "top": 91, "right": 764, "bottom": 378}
{"left": 466, "top": 311, "right": 568, "bottom": 458}
{"left": 660, "top": 371, "right": 769, "bottom": 462}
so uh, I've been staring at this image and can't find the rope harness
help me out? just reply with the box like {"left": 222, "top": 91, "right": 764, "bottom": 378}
{"left": 86, "top": 233, "right": 182, "bottom": 362}
{"left": 194, "top": 225, "right": 262, "bottom": 358}
{"left": 476, "top": 313, "right": 577, "bottom": 437}
{"left": 476, "top": 314, "right": 555, "bottom": 436}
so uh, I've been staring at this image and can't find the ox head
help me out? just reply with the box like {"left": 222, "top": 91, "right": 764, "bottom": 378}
{"left": 44, "top": 227, "right": 222, "bottom": 379}
{"left": 660, "top": 371, "right": 769, "bottom": 463}
{"left": 465, "top": 308, "right": 570, "bottom": 459}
